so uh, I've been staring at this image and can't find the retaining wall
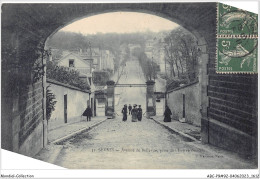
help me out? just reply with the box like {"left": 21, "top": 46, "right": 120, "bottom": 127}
{"left": 167, "top": 81, "right": 201, "bottom": 127}
{"left": 47, "top": 79, "right": 90, "bottom": 130}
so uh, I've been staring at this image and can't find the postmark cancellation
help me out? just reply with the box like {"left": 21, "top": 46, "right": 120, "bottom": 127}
{"left": 217, "top": 3, "right": 258, "bottom": 74}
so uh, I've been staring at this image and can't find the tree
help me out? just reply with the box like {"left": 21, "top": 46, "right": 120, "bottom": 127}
{"left": 132, "top": 47, "right": 158, "bottom": 81}
{"left": 164, "top": 27, "right": 200, "bottom": 83}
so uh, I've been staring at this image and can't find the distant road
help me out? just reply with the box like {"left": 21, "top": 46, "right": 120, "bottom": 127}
{"left": 114, "top": 60, "right": 146, "bottom": 115}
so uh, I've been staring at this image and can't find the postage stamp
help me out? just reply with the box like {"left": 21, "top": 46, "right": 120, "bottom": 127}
{"left": 217, "top": 38, "right": 258, "bottom": 73}
{"left": 217, "top": 3, "right": 258, "bottom": 73}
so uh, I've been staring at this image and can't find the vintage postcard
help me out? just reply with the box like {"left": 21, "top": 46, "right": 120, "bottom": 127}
{"left": 1, "top": 1, "right": 259, "bottom": 178}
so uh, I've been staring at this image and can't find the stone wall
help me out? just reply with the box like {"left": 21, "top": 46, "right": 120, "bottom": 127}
{"left": 207, "top": 74, "right": 258, "bottom": 157}
{"left": 47, "top": 79, "right": 90, "bottom": 130}
{"left": 167, "top": 81, "right": 201, "bottom": 126}
{"left": 1, "top": 61, "right": 46, "bottom": 157}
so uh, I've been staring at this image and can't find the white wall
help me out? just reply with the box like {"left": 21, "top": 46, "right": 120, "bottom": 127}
{"left": 167, "top": 82, "right": 201, "bottom": 126}
{"left": 96, "top": 100, "right": 105, "bottom": 117}
{"left": 156, "top": 98, "right": 165, "bottom": 116}
{"left": 47, "top": 81, "right": 90, "bottom": 130}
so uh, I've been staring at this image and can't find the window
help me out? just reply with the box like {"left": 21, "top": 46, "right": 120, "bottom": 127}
{"left": 69, "top": 59, "right": 75, "bottom": 67}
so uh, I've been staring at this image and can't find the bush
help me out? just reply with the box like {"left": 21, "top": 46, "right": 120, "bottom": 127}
{"left": 46, "top": 61, "right": 90, "bottom": 90}
{"left": 167, "top": 79, "right": 180, "bottom": 90}
{"left": 46, "top": 85, "right": 57, "bottom": 121}
{"left": 166, "top": 77, "right": 188, "bottom": 90}
{"left": 93, "top": 71, "right": 110, "bottom": 86}
{"left": 104, "top": 68, "right": 113, "bottom": 75}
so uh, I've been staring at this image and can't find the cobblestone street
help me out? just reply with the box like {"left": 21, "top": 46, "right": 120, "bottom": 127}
{"left": 50, "top": 117, "right": 255, "bottom": 169}
{"left": 34, "top": 60, "right": 257, "bottom": 169}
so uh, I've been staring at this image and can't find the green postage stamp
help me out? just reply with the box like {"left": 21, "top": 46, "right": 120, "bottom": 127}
{"left": 217, "top": 3, "right": 258, "bottom": 73}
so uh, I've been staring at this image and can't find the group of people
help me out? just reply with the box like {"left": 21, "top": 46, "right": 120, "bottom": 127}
{"left": 83, "top": 104, "right": 172, "bottom": 123}
{"left": 122, "top": 104, "right": 142, "bottom": 122}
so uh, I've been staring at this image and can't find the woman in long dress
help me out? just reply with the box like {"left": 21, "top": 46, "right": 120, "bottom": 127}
{"left": 122, "top": 104, "right": 128, "bottom": 121}
{"left": 164, "top": 105, "right": 172, "bottom": 122}
{"left": 137, "top": 105, "right": 142, "bottom": 121}
{"left": 131, "top": 105, "right": 138, "bottom": 122}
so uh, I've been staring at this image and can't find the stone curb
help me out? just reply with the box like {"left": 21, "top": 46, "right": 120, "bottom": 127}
{"left": 151, "top": 118, "right": 197, "bottom": 142}
{"left": 51, "top": 119, "right": 107, "bottom": 145}
{"left": 47, "top": 145, "right": 63, "bottom": 164}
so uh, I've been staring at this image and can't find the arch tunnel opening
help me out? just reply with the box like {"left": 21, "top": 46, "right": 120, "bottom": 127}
{"left": 44, "top": 11, "right": 203, "bottom": 131}
{"left": 2, "top": 3, "right": 257, "bottom": 169}
{"left": 5, "top": 4, "right": 258, "bottom": 169}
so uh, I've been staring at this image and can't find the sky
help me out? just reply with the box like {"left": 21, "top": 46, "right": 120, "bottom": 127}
{"left": 60, "top": 12, "right": 179, "bottom": 35}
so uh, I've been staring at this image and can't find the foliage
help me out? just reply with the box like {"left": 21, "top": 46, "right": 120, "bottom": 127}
{"left": 164, "top": 27, "right": 200, "bottom": 83}
{"left": 46, "top": 85, "right": 57, "bottom": 121}
{"left": 123, "top": 45, "right": 131, "bottom": 61}
{"left": 93, "top": 71, "right": 110, "bottom": 86}
{"left": 104, "top": 68, "right": 113, "bottom": 75}
{"left": 166, "top": 76, "right": 189, "bottom": 90}
{"left": 47, "top": 31, "right": 170, "bottom": 73}
{"left": 47, "top": 31, "right": 151, "bottom": 52}
{"left": 132, "top": 47, "right": 159, "bottom": 81}
{"left": 2, "top": 32, "right": 49, "bottom": 88}
{"left": 46, "top": 61, "right": 90, "bottom": 90}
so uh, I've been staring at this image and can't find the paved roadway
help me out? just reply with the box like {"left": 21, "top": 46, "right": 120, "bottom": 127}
{"left": 54, "top": 117, "right": 255, "bottom": 169}
{"left": 52, "top": 60, "right": 255, "bottom": 169}
{"left": 114, "top": 60, "right": 146, "bottom": 116}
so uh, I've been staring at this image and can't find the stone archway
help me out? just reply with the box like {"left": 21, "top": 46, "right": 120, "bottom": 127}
{"left": 1, "top": 3, "right": 215, "bottom": 156}
{"left": 3, "top": 3, "right": 256, "bottom": 159}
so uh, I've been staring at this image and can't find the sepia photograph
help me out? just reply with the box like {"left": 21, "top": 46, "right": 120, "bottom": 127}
{"left": 0, "top": 1, "right": 259, "bottom": 178}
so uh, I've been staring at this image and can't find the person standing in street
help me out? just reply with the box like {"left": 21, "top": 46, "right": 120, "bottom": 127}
{"left": 128, "top": 104, "right": 132, "bottom": 115}
{"left": 164, "top": 105, "right": 172, "bottom": 122}
{"left": 122, "top": 104, "right": 128, "bottom": 122}
{"left": 83, "top": 105, "right": 92, "bottom": 122}
{"left": 137, "top": 105, "right": 142, "bottom": 121}
{"left": 131, "top": 104, "right": 138, "bottom": 122}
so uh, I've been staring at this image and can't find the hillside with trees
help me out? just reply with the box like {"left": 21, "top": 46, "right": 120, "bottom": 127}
{"left": 47, "top": 30, "right": 170, "bottom": 72}
{"left": 132, "top": 47, "right": 159, "bottom": 81}
{"left": 47, "top": 28, "right": 199, "bottom": 90}
{"left": 163, "top": 27, "right": 200, "bottom": 89}
{"left": 47, "top": 31, "right": 159, "bottom": 54}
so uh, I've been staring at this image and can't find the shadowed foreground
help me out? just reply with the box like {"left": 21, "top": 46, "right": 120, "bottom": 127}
{"left": 50, "top": 118, "right": 255, "bottom": 169}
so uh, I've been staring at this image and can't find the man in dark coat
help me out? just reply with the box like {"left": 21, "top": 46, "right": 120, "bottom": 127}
{"left": 128, "top": 104, "right": 132, "bottom": 115}
{"left": 137, "top": 105, "right": 142, "bottom": 121}
{"left": 83, "top": 105, "right": 92, "bottom": 122}
{"left": 164, "top": 105, "right": 172, "bottom": 122}
{"left": 122, "top": 104, "right": 128, "bottom": 122}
